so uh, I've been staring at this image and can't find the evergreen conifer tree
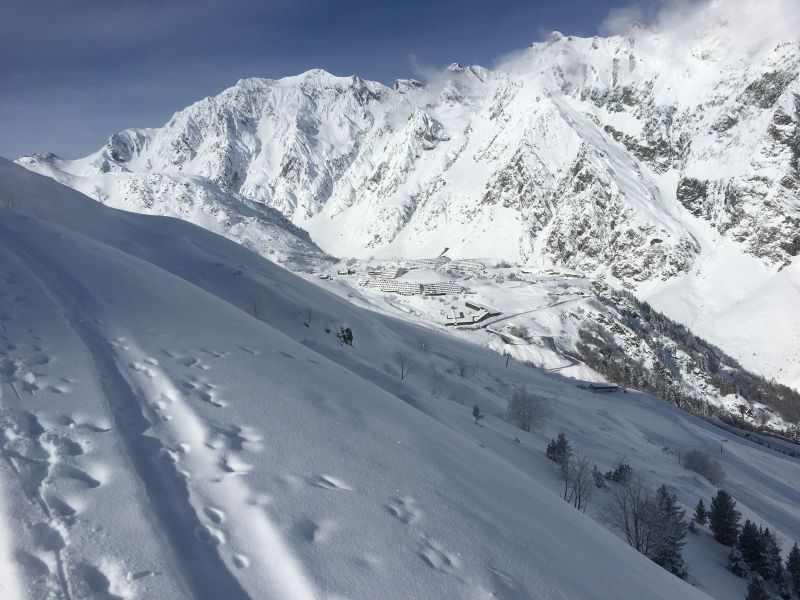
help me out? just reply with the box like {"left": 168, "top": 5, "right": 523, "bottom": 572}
{"left": 777, "top": 570, "right": 792, "bottom": 600}
{"left": 745, "top": 577, "right": 770, "bottom": 600}
{"left": 710, "top": 489, "right": 741, "bottom": 546}
{"left": 650, "top": 485, "right": 688, "bottom": 577}
{"left": 693, "top": 498, "right": 708, "bottom": 525}
{"left": 739, "top": 520, "right": 766, "bottom": 575}
{"left": 787, "top": 543, "right": 800, "bottom": 589}
{"left": 728, "top": 548, "right": 748, "bottom": 578}
{"left": 546, "top": 433, "right": 572, "bottom": 468}
{"left": 762, "top": 528, "right": 783, "bottom": 582}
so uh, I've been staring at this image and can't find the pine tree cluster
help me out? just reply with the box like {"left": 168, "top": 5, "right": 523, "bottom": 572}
{"left": 705, "top": 493, "right": 800, "bottom": 600}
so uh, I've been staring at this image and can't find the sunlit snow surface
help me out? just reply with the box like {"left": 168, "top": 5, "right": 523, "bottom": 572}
{"left": 1, "top": 159, "right": 799, "bottom": 599}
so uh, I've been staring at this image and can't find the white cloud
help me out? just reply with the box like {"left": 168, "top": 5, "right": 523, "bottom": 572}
{"left": 601, "top": 0, "right": 799, "bottom": 58}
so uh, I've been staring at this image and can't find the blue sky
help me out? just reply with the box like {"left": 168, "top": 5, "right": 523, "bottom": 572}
{"left": 0, "top": 0, "right": 654, "bottom": 159}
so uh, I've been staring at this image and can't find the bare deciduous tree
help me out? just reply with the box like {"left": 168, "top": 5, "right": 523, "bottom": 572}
{"left": 393, "top": 349, "right": 415, "bottom": 380}
{"left": 507, "top": 385, "right": 551, "bottom": 432}
{"left": 562, "top": 453, "right": 593, "bottom": 511}
{"left": 247, "top": 292, "right": 268, "bottom": 319}
{"left": 430, "top": 363, "right": 443, "bottom": 398}
{"left": 453, "top": 357, "right": 471, "bottom": 377}
{"left": 599, "top": 475, "right": 657, "bottom": 555}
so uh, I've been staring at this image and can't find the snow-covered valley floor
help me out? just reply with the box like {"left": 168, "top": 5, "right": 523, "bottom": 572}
{"left": 1, "top": 158, "right": 799, "bottom": 599}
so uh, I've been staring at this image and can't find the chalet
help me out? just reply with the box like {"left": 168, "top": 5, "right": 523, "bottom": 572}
{"left": 589, "top": 383, "right": 619, "bottom": 393}
{"left": 444, "top": 301, "right": 500, "bottom": 326}
{"left": 445, "top": 310, "right": 476, "bottom": 326}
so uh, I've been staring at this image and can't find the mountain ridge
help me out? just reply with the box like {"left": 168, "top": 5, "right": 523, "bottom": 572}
{"left": 15, "top": 0, "right": 800, "bottom": 389}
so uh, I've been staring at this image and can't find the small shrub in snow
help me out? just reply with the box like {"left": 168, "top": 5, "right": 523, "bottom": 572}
{"left": 683, "top": 449, "right": 726, "bottom": 484}
{"left": 336, "top": 327, "right": 353, "bottom": 346}
{"left": 472, "top": 405, "right": 484, "bottom": 425}
{"left": 592, "top": 465, "right": 606, "bottom": 489}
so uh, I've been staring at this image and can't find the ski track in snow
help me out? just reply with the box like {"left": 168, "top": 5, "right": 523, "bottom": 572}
{"left": 0, "top": 227, "right": 319, "bottom": 600}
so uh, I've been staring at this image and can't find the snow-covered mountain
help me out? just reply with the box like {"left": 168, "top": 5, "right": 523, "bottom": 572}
{"left": 15, "top": 0, "right": 800, "bottom": 388}
{"left": 3, "top": 156, "right": 800, "bottom": 600}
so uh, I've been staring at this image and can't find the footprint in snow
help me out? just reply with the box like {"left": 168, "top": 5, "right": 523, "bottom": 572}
{"left": 80, "top": 563, "right": 124, "bottom": 599}
{"left": 44, "top": 494, "right": 76, "bottom": 519}
{"left": 308, "top": 475, "right": 351, "bottom": 491}
{"left": 52, "top": 463, "right": 101, "bottom": 488}
{"left": 204, "top": 506, "right": 225, "bottom": 525}
{"left": 28, "top": 354, "right": 50, "bottom": 366}
{"left": 15, "top": 550, "right": 50, "bottom": 579}
{"left": 30, "top": 522, "right": 65, "bottom": 552}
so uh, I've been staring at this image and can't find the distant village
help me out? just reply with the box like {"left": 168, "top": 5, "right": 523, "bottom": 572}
{"left": 316, "top": 254, "right": 502, "bottom": 327}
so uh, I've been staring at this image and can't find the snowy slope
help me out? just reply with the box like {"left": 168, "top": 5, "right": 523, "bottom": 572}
{"left": 2, "top": 159, "right": 799, "bottom": 599}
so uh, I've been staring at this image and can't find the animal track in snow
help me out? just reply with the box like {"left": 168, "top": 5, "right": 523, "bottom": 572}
{"left": 296, "top": 518, "right": 336, "bottom": 544}
{"left": 209, "top": 424, "right": 263, "bottom": 452}
{"left": 218, "top": 454, "right": 253, "bottom": 476}
{"left": 28, "top": 354, "right": 50, "bottom": 366}
{"left": 110, "top": 337, "right": 130, "bottom": 351}
{"left": 386, "top": 496, "right": 421, "bottom": 525}
{"left": 419, "top": 537, "right": 459, "bottom": 572}
{"left": 181, "top": 377, "right": 226, "bottom": 407}
{"left": 41, "top": 431, "right": 84, "bottom": 457}
{"left": 128, "top": 361, "right": 156, "bottom": 379}
{"left": 232, "top": 554, "right": 250, "bottom": 569}
{"left": 195, "top": 526, "right": 223, "bottom": 546}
